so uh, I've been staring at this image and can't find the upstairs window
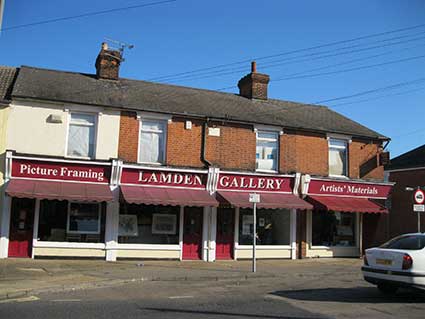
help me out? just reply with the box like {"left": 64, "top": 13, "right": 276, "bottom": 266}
{"left": 256, "top": 131, "right": 279, "bottom": 172}
{"left": 139, "top": 119, "right": 166, "bottom": 164}
{"left": 67, "top": 113, "right": 96, "bottom": 158}
{"left": 329, "top": 138, "right": 348, "bottom": 177}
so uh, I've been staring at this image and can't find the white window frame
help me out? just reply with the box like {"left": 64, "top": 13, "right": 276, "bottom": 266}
{"left": 66, "top": 202, "right": 101, "bottom": 235}
{"left": 255, "top": 129, "right": 280, "bottom": 173}
{"left": 65, "top": 112, "right": 98, "bottom": 160}
{"left": 328, "top": 137, "right": 349, "bottom": 178}
{"left": 137, "top": 116, "right": 168, "bottom": 165}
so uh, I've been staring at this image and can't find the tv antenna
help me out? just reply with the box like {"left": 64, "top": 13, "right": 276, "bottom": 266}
{"left": 104, "top": 38, "right": 134, "bottom": 61}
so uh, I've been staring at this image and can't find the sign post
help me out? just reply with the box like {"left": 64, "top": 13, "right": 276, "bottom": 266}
{"left": 414, "top": 189, "right": 425, "bottom": 232}
{"left": 249, "top": 193, "right": 260, "bottom": 273}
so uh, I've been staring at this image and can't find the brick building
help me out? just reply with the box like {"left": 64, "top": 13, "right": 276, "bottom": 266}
{"left": 0, "top": 44, "right": 392, "bottom": 261}
{"left": 386, "top": 144, "right": 425, "bottom": 237}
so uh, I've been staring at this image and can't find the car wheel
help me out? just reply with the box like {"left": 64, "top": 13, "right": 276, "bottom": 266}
{"left": 377, "top": 283, "right": 398, "bottom": 294}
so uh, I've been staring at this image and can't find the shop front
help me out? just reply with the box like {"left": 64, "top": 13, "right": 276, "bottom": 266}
{"left": 0, "top": 153, "right": 115, "bottom": 259}
{"left": 213, "top": 172, "right": 313, "bottom": 260}
{"left": 115, "top": 165, "right": 218, "bottom": 261}
{"left": 301, "top": 176, "right": 392, "bottom": 258}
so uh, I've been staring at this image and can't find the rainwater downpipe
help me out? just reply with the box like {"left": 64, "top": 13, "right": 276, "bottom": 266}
{"left": 201, "top": 118, "right": 212, "bottom": 168}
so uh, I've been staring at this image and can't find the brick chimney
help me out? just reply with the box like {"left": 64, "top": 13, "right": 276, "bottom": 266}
{"left": 95, "top": 42, "right": 122, "bottom": 80}
{"left": 237, "top": 61, "right": 270, "bottom": 100}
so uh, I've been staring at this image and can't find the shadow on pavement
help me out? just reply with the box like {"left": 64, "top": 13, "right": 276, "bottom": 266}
{"left": 142, "top": 307, "right": 323, "bottom": 319}
{"left": 271, "top": 286, "right": 425, "bottom": 304}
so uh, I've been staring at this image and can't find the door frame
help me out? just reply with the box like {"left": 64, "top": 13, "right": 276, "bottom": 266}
{"left": 181, "top": 206, "right": 205, "bottom": 260}
{"left": 7, "top": 197, "right": 36, "bottom": 258}
{"left": 215, "top": 207, "right": 235, "bottom": 260}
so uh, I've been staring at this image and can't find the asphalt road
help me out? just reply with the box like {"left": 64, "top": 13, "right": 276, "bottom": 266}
{"left": 1, "top": 271, "right": 425, "bottom": 319}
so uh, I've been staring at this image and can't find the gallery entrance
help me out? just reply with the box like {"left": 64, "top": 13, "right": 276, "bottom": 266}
{"left": 182, "top": 207, "right": 203, "bottom": 260}
{"left": 216, "top": 208, "right": 234, "bottom": 260}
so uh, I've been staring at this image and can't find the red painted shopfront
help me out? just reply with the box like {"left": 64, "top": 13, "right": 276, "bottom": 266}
{"left": 119, "top": 167, "right": 218, "bottom": 260}
{"left": 215, "top": 172, "right": 312, "bottom": 259}
{"left": 304, "top": 178, "right": 392, "bottom": 213}
{"left": 5, "top": 157, "right": 113, "bottom": 258}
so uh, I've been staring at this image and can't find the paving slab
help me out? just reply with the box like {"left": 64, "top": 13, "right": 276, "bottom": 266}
{"left": 0, "top": 257, "right": 363, "bottom": 300}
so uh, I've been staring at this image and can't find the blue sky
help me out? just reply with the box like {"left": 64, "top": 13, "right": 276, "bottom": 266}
{"left": 1, "top": 0, "right": 424, "bottom": 157}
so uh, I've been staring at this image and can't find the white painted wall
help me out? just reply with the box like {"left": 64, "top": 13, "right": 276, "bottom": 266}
{"left": 6, "top": 101, "right": 120, "bottom": 160}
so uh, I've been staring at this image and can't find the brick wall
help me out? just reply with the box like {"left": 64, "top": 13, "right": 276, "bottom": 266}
{"left": 280, "top": 131, "right": 328, "bottom": 175}
{"left": 117, "top": 112, "right": 385, "bottom": 180}
{"left": 389, "top": 169, "right": 425, "bottom": 237}
{"left": 349, "top": 139, "right": 383, "bottom": 180}
{"left": 166, "top": 117, "right": 204, "bottom": 168}
{"left": 118, "top": 111, "right": 139, "bottom": 162}
{"left": 205, "top": 122, "right": 256, "bottom": 171}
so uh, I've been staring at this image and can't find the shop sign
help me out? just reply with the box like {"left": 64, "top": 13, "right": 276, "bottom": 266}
{"left": 11, "top": 159, "right": 110, "bottom": 183}
{"left": 120, "top": 168, "right": 207, "bottom": 188}
{"left": 307, "top": 179, "right": 391, "bottom": 199}
{"left": 217, "top": 173, "right": 293, "bottom": 193}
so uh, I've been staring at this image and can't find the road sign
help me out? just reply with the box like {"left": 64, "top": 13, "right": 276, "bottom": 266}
{"left": 414, "top": 204, "right": 425, "bottom": 212}
{"left": 414, "top": 189, "right": 425, "bottom": 204}
{"left": 249, "top": 193, "right": 260, "bottom": 203}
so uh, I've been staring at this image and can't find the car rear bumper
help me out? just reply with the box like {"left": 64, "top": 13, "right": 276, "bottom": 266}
{"left": 362, "top": 266, "right": 425, "bottom": 290}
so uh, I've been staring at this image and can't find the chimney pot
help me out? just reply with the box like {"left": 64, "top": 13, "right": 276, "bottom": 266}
{"left": 251, "top": 61, "right": 257, "bottom": 73}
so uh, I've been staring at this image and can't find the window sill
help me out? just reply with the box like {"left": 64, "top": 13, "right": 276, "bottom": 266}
{"left": 65, "top": 155, "right": 94, "bottom": 161}
{"left": 310, "top": 245, "right": 357, "bottom": 250}
{"left": 255, "top": 169, "right": 279, "bottom": 174}
{"left": 137, "top": 161, "right": 165, "bottom": 166}
{"left": 34, "top": 240, "right": 105, "bottom": 249}
{"left": 235, "top": 245, "right": 291, "bottom": 250}
{"left": 328, "top": 174, "right": 349, "bottom": 179}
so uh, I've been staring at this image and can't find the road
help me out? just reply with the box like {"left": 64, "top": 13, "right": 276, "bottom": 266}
{"left": 1, "top": 266, "right": 425, "bottom": 319}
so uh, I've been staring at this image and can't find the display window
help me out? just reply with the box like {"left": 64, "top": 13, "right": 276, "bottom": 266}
{"left": 238, "top": 208, "right": 290, "bottom": 245}
{"left": 37, "top": 200, "right": 106, "bottom": 243}
{"left": 118, "top": 204, "right": 180, "bottom": 244}
{"left": 312, "top": 211, "right": 356, "bottom": 247}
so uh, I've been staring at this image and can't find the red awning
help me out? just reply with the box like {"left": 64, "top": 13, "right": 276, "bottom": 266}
{"left": 6, "top": 179, "right": 113, "bottom": 202}
{"left": 217, "top": 191, "right": 313, "bottom": 210}
{"left": 307, "top": 195, "right": 388, "bottom": 214}
{"left": 120, "top": 186, "right": 218, "bottom": 207}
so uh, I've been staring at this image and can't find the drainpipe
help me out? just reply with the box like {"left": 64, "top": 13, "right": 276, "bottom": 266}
{"left": 201, "top": 118, "right": 212, "bottom": 168}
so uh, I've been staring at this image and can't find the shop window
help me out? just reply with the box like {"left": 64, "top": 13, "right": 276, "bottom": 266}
{"left": 256, "top": 131, "right": 279, "bottom": 172}
{"left": 139, "top": 119, "right": 166, "bottom": 164}
{"left": 312, "top": 211, "right": 356, "bottom": 247}
{"left": 37, "top": 200, "right": 106, "bottom": 243}
{"left": 67, "top": 203, "right": 101, "bottom": 234}
{"left": 118, "top": 204, "right": 180, "bottom": 244}
{"left": 238, "top": 208, "right": 290, "bottom": 245}
{"left": 328, "top": 138, "right": 348, "bottom": 177}
{"left": 67, "top": 113, "right": 96, "bottom": 158}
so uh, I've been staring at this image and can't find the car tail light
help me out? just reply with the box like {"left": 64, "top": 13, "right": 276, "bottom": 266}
{"left": 402, "top": 254, "right": 413, "bottom": 270}
{"left": 363, "top": 255, "right": 369, "bottom": 266}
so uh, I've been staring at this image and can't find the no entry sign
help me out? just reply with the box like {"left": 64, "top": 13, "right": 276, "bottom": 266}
{"left": 414, "top": 189, "right": 425, "bottom": 204}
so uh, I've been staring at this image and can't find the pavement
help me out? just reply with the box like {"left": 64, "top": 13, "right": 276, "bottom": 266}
{"left": 0, "top": 257, "right": 362, "bottom": 301}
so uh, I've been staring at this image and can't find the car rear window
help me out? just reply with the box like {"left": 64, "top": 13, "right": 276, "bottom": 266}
{"left": 380, "top": 235, "right": 425, "bottom": 250}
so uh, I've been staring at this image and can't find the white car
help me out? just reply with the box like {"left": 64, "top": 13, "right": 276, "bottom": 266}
{"left": 362, "top": 233, "right": 425, "bottom": 293}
